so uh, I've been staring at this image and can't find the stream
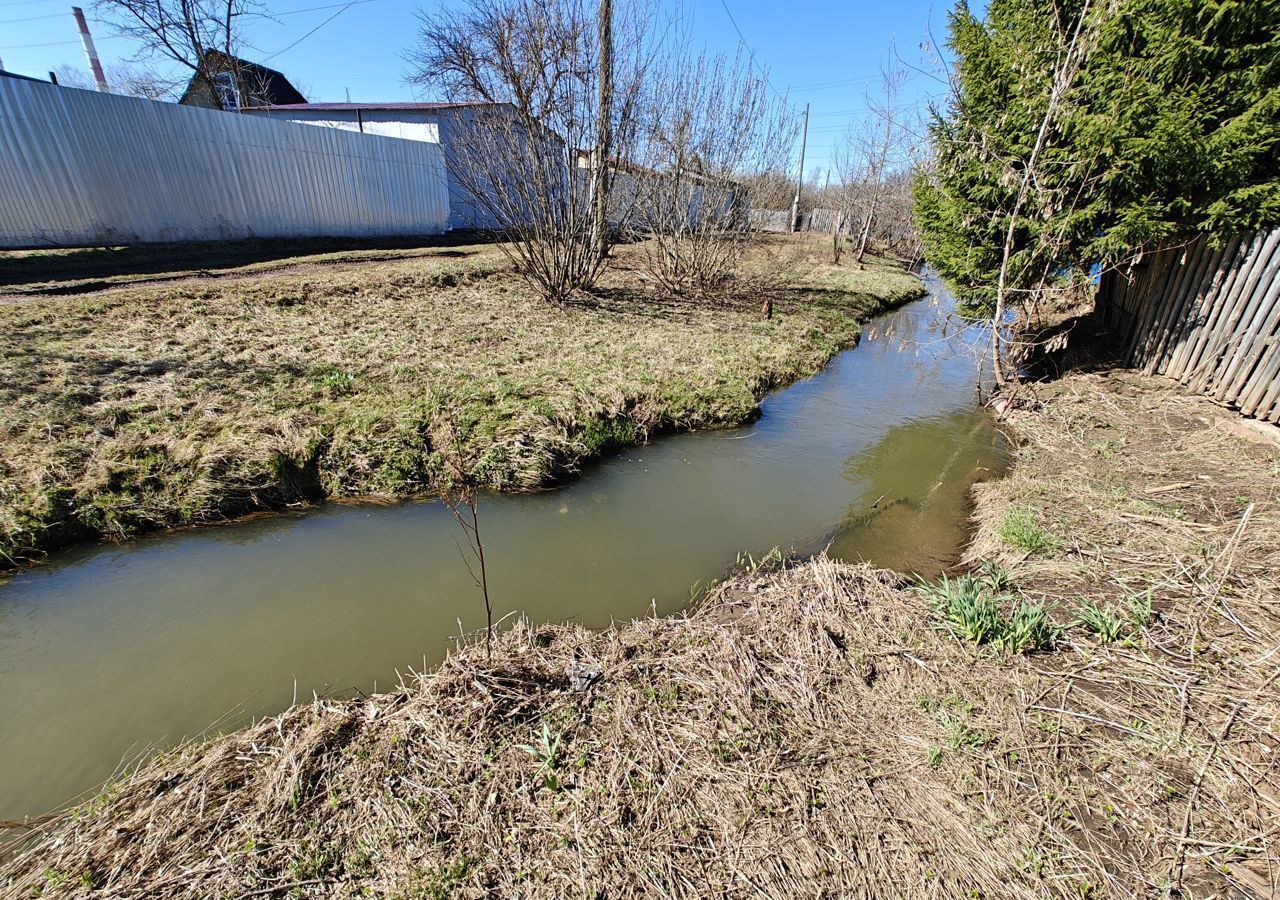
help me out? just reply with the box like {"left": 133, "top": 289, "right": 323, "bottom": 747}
{"left": 0, "top": 270, "right": 1004, "bottom": 821}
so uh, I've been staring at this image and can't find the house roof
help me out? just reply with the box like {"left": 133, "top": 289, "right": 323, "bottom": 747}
{"left": 179, "top": 51, "right": 307, "bottom": 107}
{"left": 244, "top": 101, "right": 497, "bottom": 113}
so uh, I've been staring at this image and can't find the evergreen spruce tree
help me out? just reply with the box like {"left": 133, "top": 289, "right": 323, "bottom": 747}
{"left": 916, "top": 0, "right": 1280, "bottom": 319}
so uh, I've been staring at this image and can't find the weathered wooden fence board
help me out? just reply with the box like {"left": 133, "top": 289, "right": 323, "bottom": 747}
{"left": 1097, "top": 227, "right": 1280, "bottom": 423}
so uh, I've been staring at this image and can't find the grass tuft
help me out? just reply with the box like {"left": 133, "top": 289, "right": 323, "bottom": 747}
{"left": 997, "top": 508, "right": 1060, "bottom": 552}
{"left": 1073, "top": 600, "right": 1127, "bottom": 643}
{"left": 999, "top": 600, "right": 1062, "bottom": 653}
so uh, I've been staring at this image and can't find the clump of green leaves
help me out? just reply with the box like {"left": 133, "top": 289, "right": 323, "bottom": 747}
{"left": 316, "top": 366, "right": 355, "bottom": 392}
{"left": 941, "top": 711, "right": 992, "bottom": 754}
{"left": 518, "top": 722, "right": 562, "bottom": 788}
{"left": 1001, "top": 601, "right": 1062, "bottom": 653}
{"left": 914, "top": 567, "right": 1059, "bottom": 653}
{"left": 1074, "top": 600, "right": 1126, "bottom": 643}
{"left": 917, "top": 574, "right": 1005, "bottom": 645}
{"left": 1124, "top": 589, "right": 1154, "bottom": 629}
{"left": 997, "top": 508, "right": 1059, "bottom": 553}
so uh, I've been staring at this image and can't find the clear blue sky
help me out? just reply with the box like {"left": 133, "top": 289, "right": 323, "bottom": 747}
{"left": 0, "top": 0, "right": 971, "bottom": 174}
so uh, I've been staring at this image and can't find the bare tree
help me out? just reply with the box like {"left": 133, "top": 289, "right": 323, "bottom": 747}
{"left": 54, "top": 61, "right": 179, "bottom": 100}
{"left": 839, "top": 59, "right": 908, "bottom": 266}
{"left": 91, "top": 0, "right": 263, "bottom": 102}
{"left": 627, "top": 49, "right": 795, "bottom": 300}
{"left": 410, "top": 0, "right": 656, "bottom": 304}
{"left": 436, "top": 416, "right": 494, "bottom": 658}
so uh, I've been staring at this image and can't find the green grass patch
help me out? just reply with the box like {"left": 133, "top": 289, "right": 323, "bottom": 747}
{"left": 997, "top": 508, "right": 1060, "bottom": 553}
{"left": 0, "top": 235, "right": 923, "bottom": 565}
{"left": 915, "top": 565, "right": 1061, "bottom": 653}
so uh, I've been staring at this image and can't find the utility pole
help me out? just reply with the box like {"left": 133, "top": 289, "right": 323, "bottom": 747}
{"left": 72, "top": 6, "right": 109, "bottom": 93}
{"left": 0, "top": 53, "right": 6, "bottom": 72}
{"left": 790, "top": 103, "right": 809, "bottom": 232}
{"left": 593, "top": 0, "right": 614, "bottom": 260}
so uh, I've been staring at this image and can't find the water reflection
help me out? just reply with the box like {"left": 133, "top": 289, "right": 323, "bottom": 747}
{"left": 830, "top": 411, "right": 1005, "bottom": 574}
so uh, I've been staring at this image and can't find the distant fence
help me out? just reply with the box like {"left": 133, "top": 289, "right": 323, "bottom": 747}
{"left": 749, "top": 208, "right": 791, "bottom": 232}
{"left": 0, "top": 77, "right": 449, "bottom": 247}
{"left": 749, "top": 207, "right": 843, "bottom": 234}
{"left": 1097, "top": 228, "right": 1280, "bottom": 423}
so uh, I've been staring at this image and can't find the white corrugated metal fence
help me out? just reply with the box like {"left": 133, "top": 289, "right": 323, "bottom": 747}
{"left": 0, "top": 77, "right": 449, "bottom": 247}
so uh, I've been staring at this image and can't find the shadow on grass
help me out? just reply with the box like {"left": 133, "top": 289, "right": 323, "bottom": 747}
{"left": 0, "top": 231, "right": 502, "bottom": 293}
{"left": 581, "top": 283, "right": 764, "bottom": 323}
{"left": 1013, "top": 305, "right": 1127, "bottom": 383}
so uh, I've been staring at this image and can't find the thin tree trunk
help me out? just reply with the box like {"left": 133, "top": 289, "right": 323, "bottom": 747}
{"left": 593, "top": 0, "right": 614, "bottom": 261}
{"left": 991, "top": 0, "right": 1092, "bottom": 386}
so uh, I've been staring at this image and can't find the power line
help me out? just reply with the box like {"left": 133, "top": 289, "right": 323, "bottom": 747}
{"left": 0, "top": 9, "right": 61, "bottom": 23}
{"left": 262, "top": 0, "right": 368, "bottom": 61}
{"left": 788, "top": 73, "right": 880, "bottom": 91}
{"left": 264, "top": 0, "right": 378, "bottom": 19}
{"left": 0, "top": 38, "right": 77, "bottom": 49}
{"left": 775, "top": 41, "right": 891, "bottom": 66}
{"left": 715, "top": 0, "right": 787, "bottom": 104}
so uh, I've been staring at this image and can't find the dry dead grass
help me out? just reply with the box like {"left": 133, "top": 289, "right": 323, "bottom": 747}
{"left": 5, "top": 372, "right": 1277, "bottom": 899}
{"left": 0, "top": 557, "right": 1133, "bottom": 900}
{"left": 0, "top": 235, "right": 922, "bottom": 567}
{"left": 966, "top": 369, "right": 1280, "bottom": 897}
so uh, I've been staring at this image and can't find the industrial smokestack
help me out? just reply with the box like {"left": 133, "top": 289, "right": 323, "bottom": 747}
{"left": 71, "top": 7, "right": 110, "bottom": 93}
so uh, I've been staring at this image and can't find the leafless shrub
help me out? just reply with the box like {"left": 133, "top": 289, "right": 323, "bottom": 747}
{"left": 831, "top": 58, "right": 913, "bottom": 266}
{"left": 410, "top": 0, "right": 656, "bottom": 304}
{"left": 435, "top": 413, "right": 494, "bottom": 658}
{"left": 53, "top": 61, "right": 180, "bottom": 100}
{"left": 627, "top": 50, "right": 795, "bottom": 300}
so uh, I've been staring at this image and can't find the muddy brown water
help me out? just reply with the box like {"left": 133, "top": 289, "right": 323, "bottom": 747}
{"left": 0, "top": 271, "right": 1005, "bottom": 821}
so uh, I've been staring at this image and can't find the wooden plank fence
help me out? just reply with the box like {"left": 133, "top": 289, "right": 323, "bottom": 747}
{"left": 1097, "top": 228, "right": 1280, "bottom": 423}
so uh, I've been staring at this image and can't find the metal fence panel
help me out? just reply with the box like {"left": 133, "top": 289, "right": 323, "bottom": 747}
{"left": 0, "top": 77, "right": 449, "bottom": 247}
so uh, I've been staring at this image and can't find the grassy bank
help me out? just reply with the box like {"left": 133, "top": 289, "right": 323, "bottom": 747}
{"left": 0, "top": 236, "right": 923, "bottom": 566}
{"left": 4, "top": 368, "right": 1277, "bottom": 897}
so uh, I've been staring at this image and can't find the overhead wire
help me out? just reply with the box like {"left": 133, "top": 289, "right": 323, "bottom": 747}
{"left": 714, "top": 0, "right": 788, "bottom": 105}
{"left": 262, "top": 0, "right": 374, "bottom": 61}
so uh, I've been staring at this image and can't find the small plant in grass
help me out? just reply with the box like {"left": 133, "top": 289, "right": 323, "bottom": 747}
{"left": 940, "top": 712, "right": 991, "bottom": 753}
{"left": 1124, "top": 589, "right": 1154, "bottom": 629}
{"left": 998, "top": 508, "right": 1060, "bottom": 553}
{"left": 976, "top": 558, "right": 1011, "bottom": 591}
{"left": 998, "top": 601, "right": 1062, "bottom": 653}
{"left": 1074, "top": 600, "right": 1125, "bottom": 642}
{"left": 917, "top": 572, "right": 1063, "bottom": 653}
{"left": 317, "top": 366, "right": 355, "bottom": 392}
{"left": 915, "top": 574, "right": 1006, "bottom": 645}
{"left": 518, "top": 722, "right": 561, "bottom": 774}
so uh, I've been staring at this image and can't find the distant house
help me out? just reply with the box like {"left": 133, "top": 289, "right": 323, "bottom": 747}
{"left": 240, "top": 101, "right": 520, "bottom": 231}
{"left": 179, "top": 51, "right": 306, "bottom": 112}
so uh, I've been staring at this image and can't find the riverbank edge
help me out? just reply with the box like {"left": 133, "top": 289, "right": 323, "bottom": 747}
{"left": 0, "top": 264, "right": 926, "bottom": 572}
{"left": 5, "top": 367, "right": 1277, "bottom": 897}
